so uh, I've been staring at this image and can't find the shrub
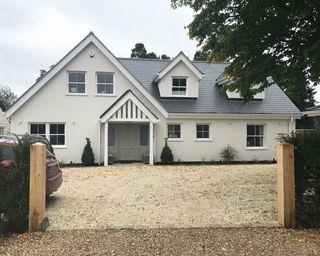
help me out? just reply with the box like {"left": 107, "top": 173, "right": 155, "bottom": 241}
{"left": 281, "top": 130, "right": 320, "bottom": 228}
{"left": 160, "top": 139, "right": 174, "bottom": 164}
{"left": 81, "top": 138, "right": 95, "bottom": 166}
{"left": 0, "top": 135, "right": 31, "bottom": 234}
{"left": 220, "top": 144, "right": 238, "bottom": 163}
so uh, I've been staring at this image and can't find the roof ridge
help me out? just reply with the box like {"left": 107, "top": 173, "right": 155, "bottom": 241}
{"left": 118, "top": 57, "right": 171, "bottom": 62}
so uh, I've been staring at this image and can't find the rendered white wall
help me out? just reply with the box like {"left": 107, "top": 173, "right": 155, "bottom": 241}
{"left": 155, "top": 118, "right": 291, "bottom": 162}
{"left": 10, "top": 43, "right": 163, "bottom": 163}
{"left": 158, "top": 61, "right": 199, "bottom": 98}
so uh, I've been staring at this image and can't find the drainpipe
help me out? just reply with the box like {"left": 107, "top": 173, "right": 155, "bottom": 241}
{"left": 288, "top": 116, "right": 295, "bottom": 134}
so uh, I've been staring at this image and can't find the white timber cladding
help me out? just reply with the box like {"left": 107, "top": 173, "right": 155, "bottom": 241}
{"left": 100, "top": 91, "right": 159, "bottom": 123}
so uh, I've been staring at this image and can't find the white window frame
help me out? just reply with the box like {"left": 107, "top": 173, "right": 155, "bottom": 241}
{"left": 49, "top": 123, "right": 66, "bottom": 147}
{"left": 0, "top": 126, "right": 4, "bottom": 135}
{"left": 67, "top": 71, "right": 86, "bottom": 95}
{"left": 167, "top": 123, "right": 183, "bottom": 141}
{"left": 29, "top": 123, "right": 66, "bottom": 148}
{"left": 246, "top": 124, "right": 265, "bottom": 149}
{"left": 29, "top": 123, "right": 46, "bottom": 137}
{"left": 96, "top": 72, "right": 115, "bottom": 96}
{"left": 172, "top": 77, "right": 187, "bottom": 96}
{"left": 195, "top": 123, "right": 212, "bottom": 141}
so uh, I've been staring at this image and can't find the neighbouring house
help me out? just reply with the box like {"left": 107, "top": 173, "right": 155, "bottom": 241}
{"left": 6, "top": 32, "right": 301, "bottom": 165}
{"left": 0, "top": 111, "right": 10, "bottom": 135}
{"left": 303, "top": 105, "right": 320, "bottom": 128}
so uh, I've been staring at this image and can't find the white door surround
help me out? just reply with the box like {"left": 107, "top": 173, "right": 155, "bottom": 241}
{"left": 99, "top": 90, "right": 159, "bottom": 165}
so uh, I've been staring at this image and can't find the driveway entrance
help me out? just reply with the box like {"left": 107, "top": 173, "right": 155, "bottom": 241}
{"left": 46, "top": 164, "right": 278, "bottom": 230}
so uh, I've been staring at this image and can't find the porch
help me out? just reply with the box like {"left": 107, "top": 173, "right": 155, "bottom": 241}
{"left": 99, "top": 90, "right": 159, "bottom": 165}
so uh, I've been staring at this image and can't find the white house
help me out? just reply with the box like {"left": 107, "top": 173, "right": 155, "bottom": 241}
{"left": 6, "top": 32, "right": 301, "bottom": 165}
{"left": 0, "top": 111, "right": 10, "bottom": 135}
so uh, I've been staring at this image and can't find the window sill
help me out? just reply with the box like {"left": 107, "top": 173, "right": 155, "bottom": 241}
{"left": 52, "top": 145, "right": 67, "bottom": 149}
{"left": 195, "top": 139, "right": 213, "bottom": 142}
{"left": 94, "top": 94, "right": 116, "bottom": 97}
{"left": 66, "top": 93, "right": 88, "bottom": 96}
{"left": 167, "top": 138, "right": 184, "bottom": 142}
{"left": 246, "top": 147, "right": 268, "bottom": 151}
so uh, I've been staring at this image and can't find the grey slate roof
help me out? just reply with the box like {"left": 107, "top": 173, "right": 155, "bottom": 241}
{"left": 119, "top": 58, "right": 301, "bottom": 115}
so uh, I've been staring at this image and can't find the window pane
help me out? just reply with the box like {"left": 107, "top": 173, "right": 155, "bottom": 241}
{"left": 203, "top": 131, "right": 209, "bottom": 138}
{"left": 247, "top": 125, "right": 255, "bottom": 135}
{"left": 180, "top": 78, "right": 186, "bottom": 87}
{"left": 97, "top": 84, "right": 106, "bottom": 94}
{"left": 38, "top": 124, "right": 45, "bottom": 134}
{"left": 247, "top": 137, "right": 254, "bottom": 147}
{"left": 168, "top": 125, "right": 174, "bottom": 132}
{"left": 58, "top": 124, "right": 64, "bottom": 134}
{"left": 172, "top": 78, "right": 179, "bottom": 86}
{"left": 30, "top": 124, "right": 37, "bottom": 134}
{"left": 50, "top": 135, "right": 57, "bottom": 145}
{"left": 77, "top": 73, "right": 85, "bottom": 83}
{"left": 256, "top": 137, "right": 263, "bottom": 147}
{"left": 203, "top": 125, "right": 209, "bottom": 132}
{"left": 97, "top": 74, "right": 106, "bottom": 83}
{"left": 106, "top": 74, "right": 113, "bottom": 83}
{"left": 50, "top": 124, "right": 57, "bottom": 134}
{"left": 197, "top": 131, "right": 202, "bottom": 138}
{"left": 78, "top": 84, "right": 85, "bottom": 93}
{"left": 57, "top": 135, "right": 65, "bottom": 145}
{"left": 69, "top": 84, "right": 78, "bottom": 93}
{"left": 140, "top": 125, "right": 149, "bottom": 146}
{"left": 69, "top": 73, "right": 77, "bottom": 82}
{"left": 105, "top": 84, "right": 113, "bottom": 94}
{"left": 175, "top": 125, "right": 180, "bottom": 132}
{"left": 256, "top": 125, "right": 264, "bottom": 135}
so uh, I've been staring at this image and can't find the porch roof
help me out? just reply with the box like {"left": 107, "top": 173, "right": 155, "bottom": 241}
{"left": 99, "top": 90, "right": 159, "bottom": 123}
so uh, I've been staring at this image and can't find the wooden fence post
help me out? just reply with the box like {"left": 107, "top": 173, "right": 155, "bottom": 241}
{"left": 277, "top": 142, "right": 295, "bottom": 228}
{"left": 29, "top": 142, "right": 46, "bottom": 232}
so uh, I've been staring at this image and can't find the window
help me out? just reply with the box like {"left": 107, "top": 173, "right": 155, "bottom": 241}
{"left": 196, "top": 124, "right": 209, "bottom": 139}
{"left": 108, "top": 126, "right": 115, "bottom": 146}
{"left": 247, "top": 125, "right": 264, "bottom": 147}
{"left": 172, "top": 77, "right": 187, "bottom": 96}
{"left": 0, "top": 127, "right": 4, "bottom": 135}
{"left": 68, "top": 72, "right": 85, "bottom": 93}
{"left": 50, "top": 124, "right": 65, "bottom": 146}
{"left": 140, "top": 125, "right": 149, "bottom": 146}
{"left": 30, "top": 123, "right": 46, "bottom": 137}
{"left": 168, "top": 124, "right": 181, "bottom": 139}
{"left": 97, "top": 73, "right": 114, "bottom": 94}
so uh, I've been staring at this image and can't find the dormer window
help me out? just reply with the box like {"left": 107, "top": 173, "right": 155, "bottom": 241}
{"left": 172, "top": 77, "right": 187, "bottom": 96}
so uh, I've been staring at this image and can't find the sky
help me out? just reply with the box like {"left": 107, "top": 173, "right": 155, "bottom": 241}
{"left": 0, "top": 0, "right": 319, "bottom": 103}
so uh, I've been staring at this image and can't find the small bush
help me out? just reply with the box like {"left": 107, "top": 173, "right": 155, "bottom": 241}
{"left": 220, "top": 144, "right": 238, "bottom": 163}
{"left": 81, "top": 138, "right": 95, "bottom": 166}
{"left": 280, "top": 130, "right": 320, "bottom": 228}
{"left": 0, "top": 135, "right": 31, "bottom": 234}
{"left": 160, "top": 139, "right": 174, "bottom": 164}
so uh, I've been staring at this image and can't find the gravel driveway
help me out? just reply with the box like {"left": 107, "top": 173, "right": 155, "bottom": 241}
{"left": 46, "top": 164, "right": 278, "bottom": 230}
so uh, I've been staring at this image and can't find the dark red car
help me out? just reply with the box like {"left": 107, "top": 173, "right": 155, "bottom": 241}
{"left": 0, "top": 137, "right": 62, "bottom": 196}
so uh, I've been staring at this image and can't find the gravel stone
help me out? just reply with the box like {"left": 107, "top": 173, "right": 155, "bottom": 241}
{"left": 1, "top": 228, "right": 319, "bottom": 255}
{"left": 46, "top": 164, "right": 278, "bottom": 229}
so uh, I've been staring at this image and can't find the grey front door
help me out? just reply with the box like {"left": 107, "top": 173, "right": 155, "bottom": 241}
{"left": 118, "top": 124, "right": 140, "bottom": 161}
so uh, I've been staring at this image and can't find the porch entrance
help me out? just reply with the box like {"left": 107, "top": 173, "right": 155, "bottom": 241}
{"left": 108, "top": 123, "right": 149, "bottom": 162}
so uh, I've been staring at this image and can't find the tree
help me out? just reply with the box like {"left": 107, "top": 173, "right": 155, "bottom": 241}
{"left": 160, "top": 139, "right": 174, "bottom": 164}
{"left": 131, "top": 43, "right": 147, "bottom": 58}
{"left": 81, "top": 138, "right": 95, "bottom": 166}
{"left": 161, "top": 54, "right": 171, "bottom": 60}
{"left": 131, "top": 43, "right": 170, "bottom": 60}
{"left": 0, "top": 85, "right": 17, "bottom": 111}
{"left": 171, "top": 0, "right": 319, "bottom": 110}
{"left": 193, "top": 50, "right": 206, "bottom": 61}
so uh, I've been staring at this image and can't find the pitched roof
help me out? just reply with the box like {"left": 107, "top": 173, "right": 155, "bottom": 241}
{"left": 6, "top": 32, "right": 168, "bottom": 118}
{"left": 119, "top": 58, "right": 301, "bottom": 116}
{"left": 154, "top": 51, "right": 204, "bottom": 83}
